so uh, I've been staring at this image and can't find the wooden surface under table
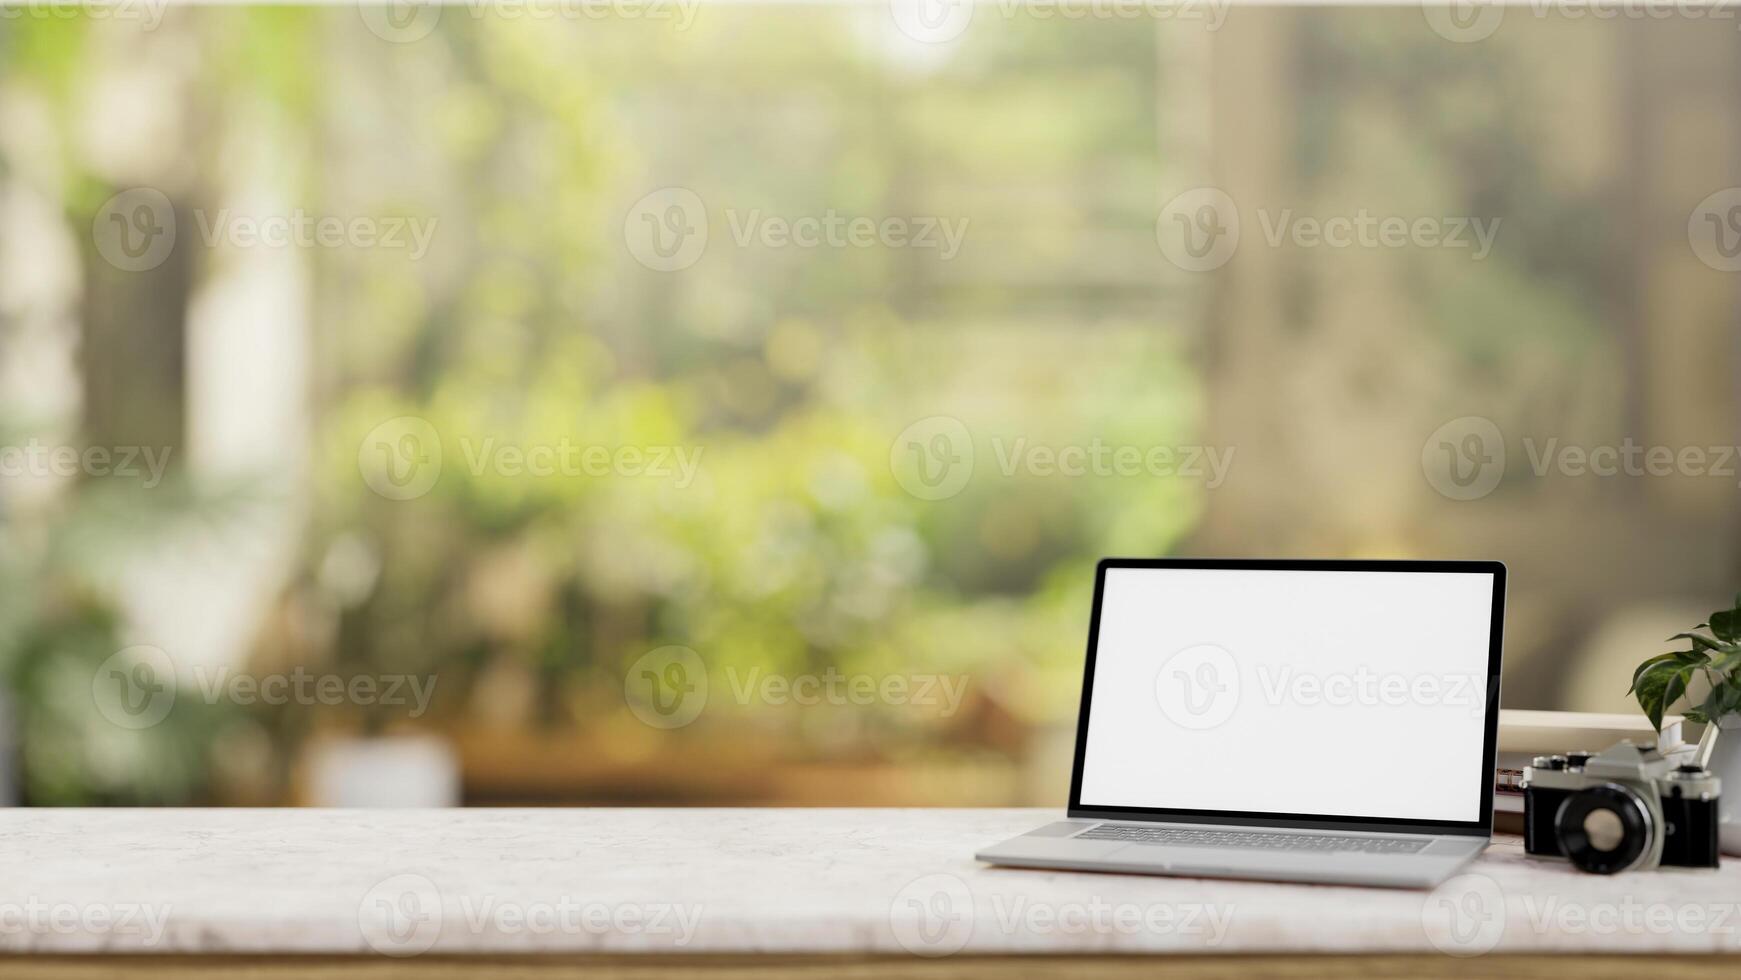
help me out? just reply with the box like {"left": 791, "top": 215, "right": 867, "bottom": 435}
{"left": 2, "top": 953, "right": 1739, "bottom": 979}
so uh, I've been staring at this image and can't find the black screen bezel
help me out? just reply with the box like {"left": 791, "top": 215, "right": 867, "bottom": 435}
{"left": 1067, "top": 557, "right": 1505, "bottom": 837}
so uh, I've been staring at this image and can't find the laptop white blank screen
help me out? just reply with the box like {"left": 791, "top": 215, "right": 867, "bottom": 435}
{"left": 1078, "top": 567, "right": 1496, "bottom": 823}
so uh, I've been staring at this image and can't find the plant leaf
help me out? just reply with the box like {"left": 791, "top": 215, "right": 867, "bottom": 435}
{"left": 1670, "top": 632, "right": 1723, "bottom": 654}
{"left": 1633, "top": 660, "right": 1680, "bottom": 731}
{"left": 1693, "top": 681, "right": 1741, "bottom": 727}
{"left": 1696, "top": 683, "right": 1729, "bottom": 730}
{"left": 1630, "top": 652, "right": 1681, "bottom": 694}
{"left": 1710, "top": 645, "right": 1741, "bottom": 677}
{"left": 1711, "top": 604, "right": 1741, "bottom": 644}
{"left": 1635, "top": 660, "right": 1699, "bottom": 732}
{"left": 1665, "top": 665, "right": 1694, "bottom": 723}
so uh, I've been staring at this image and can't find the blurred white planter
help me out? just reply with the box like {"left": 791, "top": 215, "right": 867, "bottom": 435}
{"left": 1709, "top": 719, "right": 1741, "bottom": 856}
{"left": 306, "top": 734, "right": 459, "bottom": 807}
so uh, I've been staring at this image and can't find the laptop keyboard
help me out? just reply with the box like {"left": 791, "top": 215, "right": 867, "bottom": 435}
{"left": 1077, "top": 824, "right": 1430, "bottom": 854}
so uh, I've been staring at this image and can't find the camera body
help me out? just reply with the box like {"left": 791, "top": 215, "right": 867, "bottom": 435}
{"left": 1522, "top": 740, "right": 1720, "bottom": 873}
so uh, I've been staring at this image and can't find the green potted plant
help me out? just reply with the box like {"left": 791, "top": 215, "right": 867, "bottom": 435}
{"left": 1630, "top": 595, "right": 1741, "bottom": 855}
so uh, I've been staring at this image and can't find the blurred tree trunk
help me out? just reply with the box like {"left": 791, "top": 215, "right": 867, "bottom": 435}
{"left": 78, "top": 197, "right": 191, "bottom": 465}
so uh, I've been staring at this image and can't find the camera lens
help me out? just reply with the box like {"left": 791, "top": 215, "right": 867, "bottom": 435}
{"left": 1554, "top": 783, "right": 1652, "bottom": 875}
{"left": 1582, "top": 809, "right": 1624, "bottom": 851}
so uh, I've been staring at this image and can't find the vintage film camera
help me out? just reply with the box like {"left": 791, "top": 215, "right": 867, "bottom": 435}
{"left": 1522, "top": 740, "right": 1720, "bottom": 874}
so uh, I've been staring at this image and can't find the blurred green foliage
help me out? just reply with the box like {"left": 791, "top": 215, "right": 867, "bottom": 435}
{"left": 2, "top": 6, "right": 1210, "bottom": 801}
{"left": 5, "top": 4, "right": 1691, "bottom": 801}
{"left": 0, "top": 454, "right": 250, "bottom": 803}
{"left": 275, "top": 9, "right": 1209, "bottom": 750}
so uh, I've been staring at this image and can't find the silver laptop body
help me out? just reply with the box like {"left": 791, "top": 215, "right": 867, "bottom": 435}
{"left": 977, "top": 559, "right": 1505, "bottom": 889}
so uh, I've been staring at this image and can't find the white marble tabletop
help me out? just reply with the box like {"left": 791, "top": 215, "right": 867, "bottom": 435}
{"left": 0, "top": 808, "right": 1737, "bottom": 958}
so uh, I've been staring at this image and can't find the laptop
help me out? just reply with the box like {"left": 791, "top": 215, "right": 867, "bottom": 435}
{"left": 977, "top": 558, "right": 1505, "bottom": 889}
